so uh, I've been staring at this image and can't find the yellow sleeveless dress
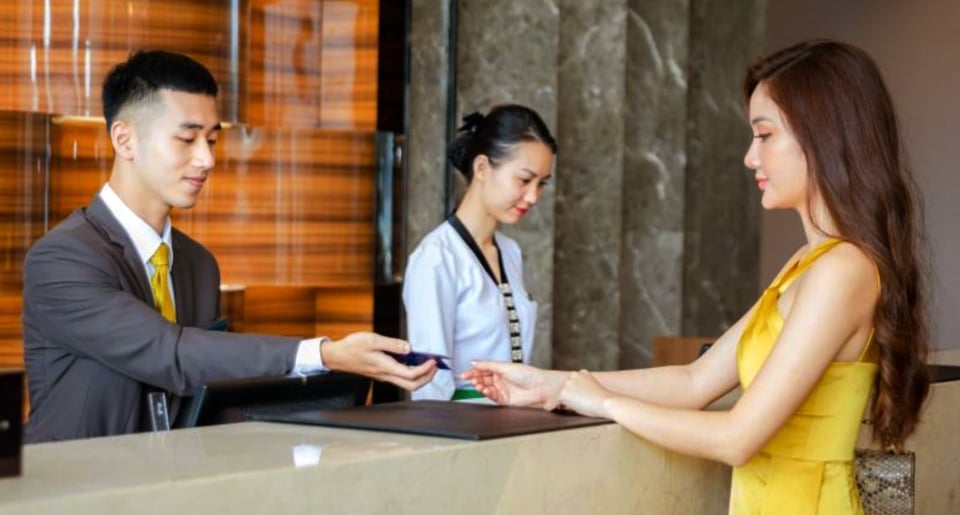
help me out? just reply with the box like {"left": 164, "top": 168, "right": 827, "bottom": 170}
{"left": 730, "top": 239, "right": 878, "bottom": 514}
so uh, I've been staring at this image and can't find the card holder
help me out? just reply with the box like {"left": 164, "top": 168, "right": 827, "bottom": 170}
{"left": 386, "top": 351, "right": 451, "bottom": 370}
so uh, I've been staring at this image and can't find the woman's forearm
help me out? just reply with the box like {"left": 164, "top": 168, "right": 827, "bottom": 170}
{"left": 602, "top": 395, "right": 750, "bottom": 466}
{"left": 594, "top": 365, "right": 717, "bottom": 409}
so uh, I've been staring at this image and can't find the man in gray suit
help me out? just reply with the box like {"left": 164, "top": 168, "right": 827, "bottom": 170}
{"left": 22, "top": 50, "right": 436, "bottom": 443}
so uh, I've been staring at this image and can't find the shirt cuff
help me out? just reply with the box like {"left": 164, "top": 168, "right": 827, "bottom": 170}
{"left": 294, "top": 337, "right": 329, "bottom": 374}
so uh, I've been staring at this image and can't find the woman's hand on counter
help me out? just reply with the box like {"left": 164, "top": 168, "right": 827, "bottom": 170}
{"left": 557, "top": 370, "right": 615, "bottom": 418}
{"left": 462, "top": 362, "right": 567, "bottom": 409}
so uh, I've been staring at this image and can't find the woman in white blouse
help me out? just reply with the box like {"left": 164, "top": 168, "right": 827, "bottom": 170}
{"left": 403, "top": 105, "right": 557, "bottom": 400}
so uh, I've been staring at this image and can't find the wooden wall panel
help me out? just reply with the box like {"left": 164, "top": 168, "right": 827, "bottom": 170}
{"left": 176, "top": 127, "right": 377, "bottom": 287}
{"left": 0, "top": 1, "right": 378, "bottom": 125}
{"left": 314, "top": 285, "right": 374, "bottom": 339}
{"left": 318, "top": 0, "right": 379, "bottom": 129}
{"left": 0, "top": 295, "right": 24, "bottom": 367}
{"left": 0, "top": 111, "right": 46, "bottom": 375}
{"left": 48, "top": 117, "right": 111, "bottom": 225}
{"left": 0, "top": 293, "right": 28, "bottom": 420}
{"left": 242, "top": 286, "right": 319, "bottom": 338}
{"left": 0, "top": 1, "right": 232, "bottom": 119}
{"left": 1, "top": 1, "right": 381, "bottom": 417}
{"left": 221, "top": 285, "right": 373, "bottom": 341}
{"left": 241, "top": 0, "right": 378, "bottom": 128}
{"left": 0, "top": 110, "right": 45, "bottom": 417}
{"left": 0, "top": 110, "right": 46, "bottom": 294}
{"left": 46, "top": 119, "right": 376, "bottom": 288}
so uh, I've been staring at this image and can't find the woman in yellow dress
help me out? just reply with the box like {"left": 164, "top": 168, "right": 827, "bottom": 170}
{"left": 463, "top": 40, "right": 929, "bottom": 514}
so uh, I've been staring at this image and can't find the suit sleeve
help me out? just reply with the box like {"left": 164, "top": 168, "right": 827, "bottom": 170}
{"left": 402, "top": 242, "right": 458, "bottom": 400}
{"left": 23, "top": 233, "right": 300, "bottom": 396}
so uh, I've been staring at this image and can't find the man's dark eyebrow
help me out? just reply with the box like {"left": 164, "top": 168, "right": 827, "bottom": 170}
{"left": 179, "top": 121, "right": 222, "bottom": 131}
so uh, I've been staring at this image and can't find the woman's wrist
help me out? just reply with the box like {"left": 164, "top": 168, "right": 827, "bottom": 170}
{"left": 601, "top": 394, "right": 621, "bottom": 420}
{"left": 542, "top": 369, "right": 568, "bottom": 404}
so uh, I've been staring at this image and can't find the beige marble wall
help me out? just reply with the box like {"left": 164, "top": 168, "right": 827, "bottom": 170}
{"left": 456, "top": 0, "right": 560, "bottom": 368}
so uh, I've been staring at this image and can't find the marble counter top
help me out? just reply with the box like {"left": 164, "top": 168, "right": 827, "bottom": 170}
{"left": 6, "top": 370, "right": 955, "bottom": 514}
{"left": 0, "top": 420, "right": 730, "bottom": 514}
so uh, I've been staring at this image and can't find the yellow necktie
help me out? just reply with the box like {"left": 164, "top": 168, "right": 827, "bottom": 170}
{"left": 149, "top": 243, "right": 177, "bottom": 323}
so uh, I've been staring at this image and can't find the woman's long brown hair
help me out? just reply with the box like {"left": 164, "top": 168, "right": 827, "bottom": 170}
{"left": 744, "top": 40, "right": 929, "bottom": 448}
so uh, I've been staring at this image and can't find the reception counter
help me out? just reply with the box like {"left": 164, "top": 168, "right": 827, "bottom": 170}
{"left": 0, "top": 419, "right": 730, "bottom": 514}
{"left": 2, "top": 367, "right": 957, "bottom": 514}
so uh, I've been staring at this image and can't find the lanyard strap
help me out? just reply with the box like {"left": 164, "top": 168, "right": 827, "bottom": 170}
{"left": 447, "top": 215, "right": 524, "bottom": 363}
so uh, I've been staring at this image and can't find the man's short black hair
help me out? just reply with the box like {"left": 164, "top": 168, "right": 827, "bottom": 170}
{"left": 101, "top": 50, "right": 218, "bottom": 129}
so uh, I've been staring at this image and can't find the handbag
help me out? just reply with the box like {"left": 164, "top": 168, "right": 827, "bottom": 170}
{"left": 854, "top": 448, "right": 916, "bottom": 515}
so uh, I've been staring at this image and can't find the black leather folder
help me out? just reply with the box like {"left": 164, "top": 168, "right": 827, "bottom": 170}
{"left": 249, "top": 400, "right": 613, "bottom": 440}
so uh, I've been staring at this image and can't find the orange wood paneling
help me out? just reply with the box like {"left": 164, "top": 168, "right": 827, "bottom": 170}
{"left": 242, "top": 286, "right": 319, "bottom": 338}
{"left": 47, "top": 116, "right": 110, "bottom": 225}
{"left": 0, "top": 295, "right": 24, "bottom": 369}
{"left": 0, "top": 109, "right": 48, "bottom": 419}
{"left": 46, "top": 118, "right": 376, "bottom": 286}
{"left": 177, "top": 127, "right": 377, "bottom": 287}
{"left": 241, "top": 0, "right": 378, "bottom": 128}
{"left": 223, "top": 285, "right": 373, "bottom": 341}
{"left": 1, "top": 1, "right": 381, "bottom": 418}
{"left": 0, "top": 1, "right": 232, "bottom": 119}
{"left": 220, "top": 285, "right": 247, "bottom": 333}
{"left": 0, "top": 1, "right": 377, "bottom": 128}
{"left": 0, "top": 110, "right": 47, "bottom": 294}
{"left": 0, "top": 110, "right": 47, "bottom": 394}
{"left": 314, "top": 285, "right": 374, "bottom": 339}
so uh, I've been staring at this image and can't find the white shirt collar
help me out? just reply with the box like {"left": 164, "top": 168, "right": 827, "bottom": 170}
{"left": 99, "top": 184, "right": 173, "bottom": 267}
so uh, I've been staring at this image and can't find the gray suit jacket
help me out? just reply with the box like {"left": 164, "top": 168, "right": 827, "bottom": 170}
{"left": 22, "top": 195, "right": 302, "bottom": 442}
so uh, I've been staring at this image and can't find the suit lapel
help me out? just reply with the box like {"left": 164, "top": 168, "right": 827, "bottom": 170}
{"left": 171, "top": 231, "right": 194, "bottom": 326}
{"left": 83, "top": 195, "right": 153, "bottom": 303}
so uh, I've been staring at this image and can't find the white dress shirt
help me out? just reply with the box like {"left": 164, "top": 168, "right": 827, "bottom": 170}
{"left": 403, "top": 222, "right": 538, "bottom": 400}
{"left": 98, "top": 184, "right": 325, "bottom": 372}
{"left": 99, "top": 184, "right": 176, "bottom": 306}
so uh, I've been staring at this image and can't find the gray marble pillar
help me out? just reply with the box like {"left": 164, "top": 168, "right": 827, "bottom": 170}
{"left": 552, "top": 1, "right": 627, "bottom": 371}
{"left": 405, "top": 1, "right": 453, "bottom": 252}
{"left": 683, "top": 0, "right": 766, "bottom": 337}
{"left": 456, "top": 0, "right": 559, "bottom": 368}
{"left": 618, "top": 0, "right": 689, "bottom": 368}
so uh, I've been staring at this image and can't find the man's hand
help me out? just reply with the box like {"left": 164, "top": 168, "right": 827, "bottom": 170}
{"left": 320, "top": 332, "right": 437, "bottom": 391}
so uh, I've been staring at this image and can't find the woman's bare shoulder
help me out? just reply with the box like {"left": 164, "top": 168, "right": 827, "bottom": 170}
{"left": 813, "top": 241, "right": 876, "bottom": 278}
{"left": 798, "top": 240, "right": 880, "bottom": 307}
